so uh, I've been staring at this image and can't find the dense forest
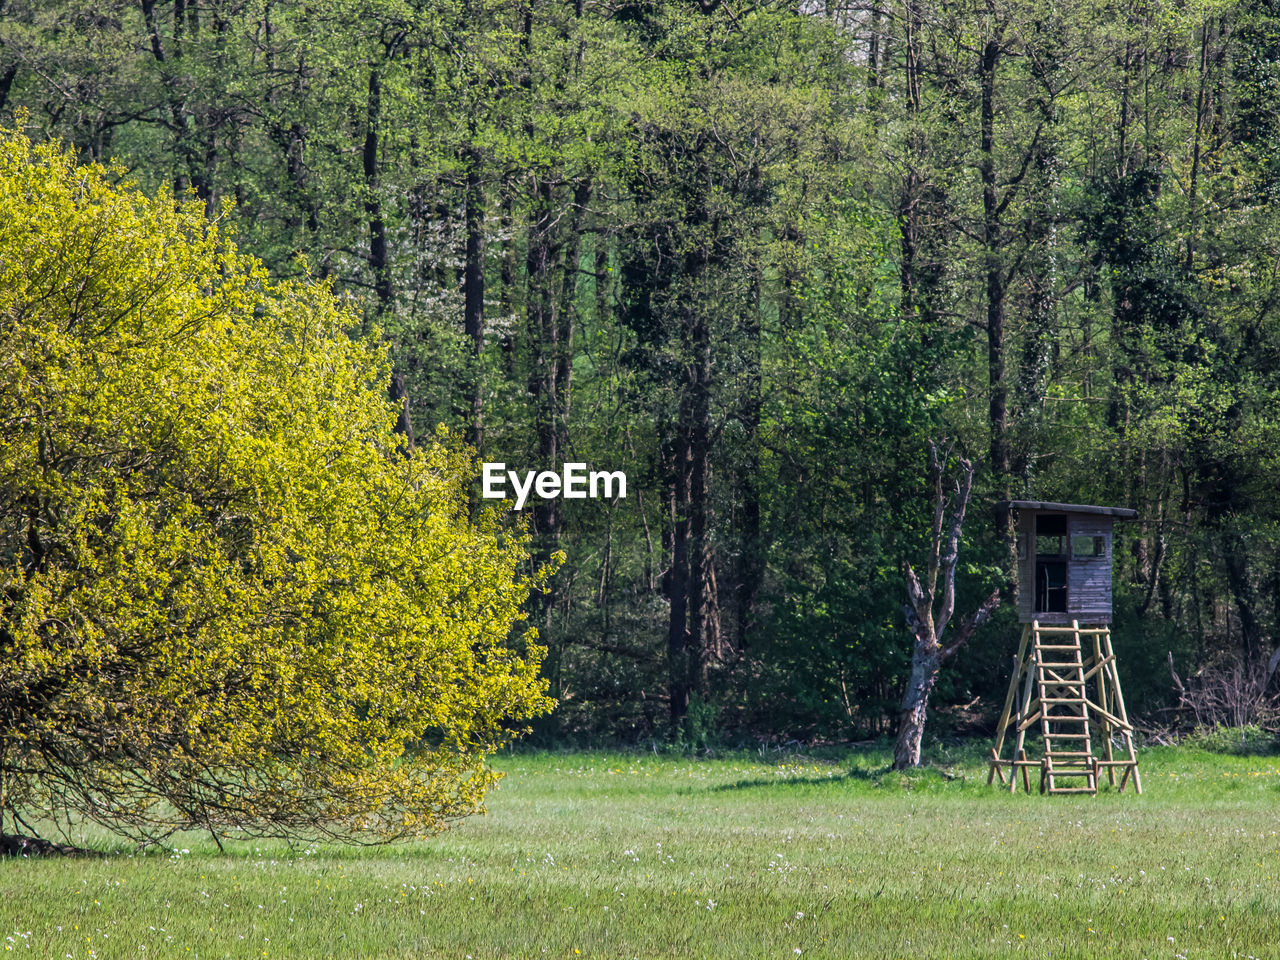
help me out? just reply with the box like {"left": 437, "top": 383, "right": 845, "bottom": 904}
{"left": 3, "top": 0, "right": 1279, "bottom": 746}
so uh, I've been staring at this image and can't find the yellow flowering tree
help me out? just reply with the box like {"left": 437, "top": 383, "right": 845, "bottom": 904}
{"left": 0, "top": 128, "right": 554, "bottom": 850}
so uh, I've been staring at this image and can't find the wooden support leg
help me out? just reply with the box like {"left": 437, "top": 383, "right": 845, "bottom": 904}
{"left": 1092, "top": 631, "right": 1116, "bottom": 786}
{"left": 988, "top": 748, "right": 1005, "bottom": 786}
{"left": 992, "top": 625, "right": 1032, "bottom": 762}
{"left": 1010, "top": 653, "right": 1036, "bottom": 793}
{"left": 1102, "top": 627, "right": 1142, "bottom": 796}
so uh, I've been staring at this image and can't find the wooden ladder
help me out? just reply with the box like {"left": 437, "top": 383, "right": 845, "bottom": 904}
{"left": 988, "top": 620, "right": 1141, "bottom": 795}
{"left": 1032, "top": 623, "right": 1098, "bottom": 795}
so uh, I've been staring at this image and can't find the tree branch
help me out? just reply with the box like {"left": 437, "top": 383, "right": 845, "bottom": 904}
{"left": 936, "top": 456, "right": 974, "bottom": 641}
{"left": 940, "top": 588, "right": 1002, "bottom": 662}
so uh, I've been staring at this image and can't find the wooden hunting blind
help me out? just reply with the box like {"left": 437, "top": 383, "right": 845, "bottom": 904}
{"left": 989, "top": 501, "right": 1142, "bottom": 796}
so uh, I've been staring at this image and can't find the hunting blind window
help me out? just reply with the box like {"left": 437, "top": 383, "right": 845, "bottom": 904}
{"left": 1034, "top": 515, "right": 1069, "bottom": 612}
{"left": 1073, "top": 535, "right": 1105, "bottom": 558}
{"left": 1035, "top": 514, "right": 1067, "bottom": 558}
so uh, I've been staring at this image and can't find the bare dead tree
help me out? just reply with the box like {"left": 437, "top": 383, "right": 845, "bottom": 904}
{"left": 893, "top": 441, "right": 1002, "bottom": 770}
{"left": 1167, "top": 649, "right": 1280, "bottom": 733}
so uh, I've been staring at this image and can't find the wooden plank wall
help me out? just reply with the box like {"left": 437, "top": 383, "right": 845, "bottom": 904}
{"left": 1067, "top": 515, "right": 1113, "bottom": 621}
{"left": 1016, "top": 510, "right": 1035, "bottom": 622}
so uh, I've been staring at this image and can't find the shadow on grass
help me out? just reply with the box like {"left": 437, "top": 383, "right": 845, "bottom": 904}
{"left": 0, "top": 833, "right": 106, "bottom": 858}
{"left": 705, "top": 762, "right": 976, "bottom": 794}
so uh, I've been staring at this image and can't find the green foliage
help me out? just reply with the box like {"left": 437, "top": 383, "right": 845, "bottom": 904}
{"left": 5, "top": 0, "right": 1280, "bottom": 746}
{"left": 0, "top": 129, "right": 553, "bottom": 845}
{"left": 1181, "top": 724, "right": 1278, "bottom": 756}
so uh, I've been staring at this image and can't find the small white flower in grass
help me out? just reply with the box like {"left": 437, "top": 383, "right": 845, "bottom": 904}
{"left": 794, "top": 949, "right": 802, "bottom": 955}
{"left": 795, "top": 912, "right": 804, "bottom": 919}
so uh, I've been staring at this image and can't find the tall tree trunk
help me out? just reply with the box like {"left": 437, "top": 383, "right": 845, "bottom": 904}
{"left": 898, "top": 0, "right": 928, "bottom": 326}
{"left": 364, "top": 59, "right": 410, "bottom": 449}
{"left": 0, "top": 0, "right": 15, "bottom": 111}
{"left": 497, "top": 186, "right": 518, "bottom": 373}
{"left": 735, "top": 267, "right": 765, "bottom": 656}
{"left": 1184, "top": 19, "right": 1214, "bottom": 271}
{"left": 389, "top": 372, "right": 415, "bottom": 457}
{"left": 527, "top": 178, "right": 563, "bottom": 547}
{"left": 667, "top": 429, "right": 691, "bottom": 728}
{"left": 980, "top": 37, "right": 1008, "bottom": 485}
{"left": 1222, "top": 530, "right": 1264, "bottom": 666}
{"left": 978, "top": 32, "right": 1018, "bottom": 587}
{"left": 463, "top": 150, "right": 485, "bottom": 451}
{"left": 553, "top": 179, "right": 592, "bottom": 442}
{"left": 867, "top": 3, "right": 885, "bottom": 91}
{"left": 686, "top": 303, "right": 714, "bottom": 694}
{"left": 894, "top": 443, "right": 1002, "bottom": 769}
{"left": 141, "top": 0, "right": 200, "bottom": 197}
{"left": 364, "top": 69, "right": 391, "bottom": 315}
{"left": 0, "top": 66, "right": 17, "bottom": 113}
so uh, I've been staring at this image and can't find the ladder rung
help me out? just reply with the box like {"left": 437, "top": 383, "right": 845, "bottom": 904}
{"left": 1042, "top": 697, "right": 1086, "bottom": 704}
{"left": 1040, "top": 662, "right": 1085, "bottom": 668}
{"left": 1045, "top": 732, "right": 1090, "bottom": 738}
{"left": 1044, "top": 768, "right": 1094, "bottom": 776}
{"left": 1037, "top": 644, "right": 1083, "bottom": 650}
{"left": 1047, "top": 787, "right": 1098, "bottom": 794}
{"left": 1045, "top": 751, "right": 1094, "bottom": 757}
{"left": 1032, "top": 625, "right": 1109, "bottom": 635}
{"left": 1042, "top": 679, "right": 1085, "bottom": 686}
{"left": 990, "top": 759, "right": 1044, "bottom": 768}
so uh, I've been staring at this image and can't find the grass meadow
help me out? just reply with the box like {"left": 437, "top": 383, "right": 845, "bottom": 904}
{"left": 3, "top": 744, "right": 1280, "bottom": 959}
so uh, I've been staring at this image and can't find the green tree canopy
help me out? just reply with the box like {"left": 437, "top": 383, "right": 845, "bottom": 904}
{"left": 0, "top": 127, "right": 553, "bottom": 848}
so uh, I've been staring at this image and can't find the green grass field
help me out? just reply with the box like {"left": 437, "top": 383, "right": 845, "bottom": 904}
{"left": 3, "top": 744, "right": 1279, "bottom": 958}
